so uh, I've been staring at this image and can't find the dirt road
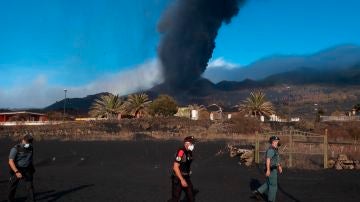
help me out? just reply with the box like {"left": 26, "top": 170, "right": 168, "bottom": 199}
{"left": 0, "top": 139, "right": 359, "bottom": 202}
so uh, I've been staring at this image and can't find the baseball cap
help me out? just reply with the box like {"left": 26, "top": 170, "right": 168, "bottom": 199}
{"left": 184, "top": 136, "right": 196, "bottom": 143}
{"left": 269, "top": 135, "right": 280, "bottom": 143}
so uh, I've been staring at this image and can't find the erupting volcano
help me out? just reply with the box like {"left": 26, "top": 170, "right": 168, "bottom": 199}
{"left": 157, "top": 0, "right": 247, "bottom": 91}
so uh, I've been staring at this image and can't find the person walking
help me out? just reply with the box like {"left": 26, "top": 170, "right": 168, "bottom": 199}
{"left": 8, "top": 134, "right": 36, "bottom": 202}
{"left": 252, "top": 136, "right": 282, "bottom": 202}
{"left": 168, "top": 136, "right": 196, "bottom": 202}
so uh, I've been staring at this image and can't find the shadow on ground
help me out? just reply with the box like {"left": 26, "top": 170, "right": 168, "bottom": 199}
{"left": 9, "top": 184, "right": 94, "bottom": 202}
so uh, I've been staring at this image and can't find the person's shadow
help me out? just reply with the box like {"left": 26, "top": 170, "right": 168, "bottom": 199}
{"left": 12, "top": 184, "right": 94, "bottom": 202}
{"left": 37, "top": 184, "right": 94, "bottom": 202}
{"left": 3, "top": 190, "right": 55, "bottom": 202}
{"left": 249, "top": 178, "right": 261, "bottom": 191}
{"left": 278, "top": 183, "right": 301, "bottom": 202}
{"left": 179, "top": 188, "right": 200, "bottom": 202}
{"left": 0, "top": 179, "right": 8, "bottom": 184}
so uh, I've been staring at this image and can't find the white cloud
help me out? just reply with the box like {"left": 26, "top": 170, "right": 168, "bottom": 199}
{"left": 207, "top": 57, "right": 240, "bottom": 70}
{"left": 84, "top": 59, "right": 163, "bottom": 95}
{"left": 0, "top": 74, "right": 54, "bottom": 109}
{"left": 0, "top": 59, "right": 163, "bottom": 108}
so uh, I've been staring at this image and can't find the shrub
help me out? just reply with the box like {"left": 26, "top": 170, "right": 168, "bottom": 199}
{"left": 148, "top": 95, "right": 178, "bottom": 117}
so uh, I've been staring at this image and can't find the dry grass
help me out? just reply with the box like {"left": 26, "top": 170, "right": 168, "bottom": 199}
{"left": 314, "top": 121, "right": 360, "bottom": 141}
{"left": 0, "top": 116, "right": 260, "bottom": 141}
{"left": 1, "top": 117, "right": 358, "bottom": 170}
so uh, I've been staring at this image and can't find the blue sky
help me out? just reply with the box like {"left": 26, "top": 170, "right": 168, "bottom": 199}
{"left": 1, "top": 0, "right": 360, "bottom": 107}
{"left": 213, "top": 0, "right": 360, "bottom": 65}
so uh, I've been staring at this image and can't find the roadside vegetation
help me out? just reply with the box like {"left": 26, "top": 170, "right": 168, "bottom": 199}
{"left": 90, "top": 94, "right": 124, "bottom": 119}
{"left": 239, "top": 91, "right": 275, "bottom": 118}
{"left": 148, "top": 95, "right": 178, "bottom": 117}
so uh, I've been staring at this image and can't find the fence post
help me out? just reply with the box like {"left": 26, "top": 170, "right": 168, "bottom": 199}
{"left": 324, "top": 129, "right": 328, "bottom": 169}
{"left": 255, "top": 131, "right": 259, "bottom": 164}
{"left": 289, "top": 133, "right": 293, "bottom": 168}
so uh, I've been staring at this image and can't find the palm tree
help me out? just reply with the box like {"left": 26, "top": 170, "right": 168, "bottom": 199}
{"left": 124, "top": 93, "right": 151, "bottom": 118}
{"left": 89, "top": 94, "right": 124, "bottom": 119}
{"left": 239, "top": 91, "right": 275, "bottom": 118}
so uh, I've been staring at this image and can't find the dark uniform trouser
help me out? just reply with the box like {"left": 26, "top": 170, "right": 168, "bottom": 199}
{"left": 170, "top": 175, "right": 194, "bottom": 202}
{"left": 8, "top": 169, "right": 35, "bottom": 202}
{"left": 257, "top": 169, "right": 278, "bottom": 202}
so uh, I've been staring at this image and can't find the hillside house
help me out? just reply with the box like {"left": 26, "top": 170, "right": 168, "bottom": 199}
{"left": 0, "top": 111, "right": 48, "bottom": 122}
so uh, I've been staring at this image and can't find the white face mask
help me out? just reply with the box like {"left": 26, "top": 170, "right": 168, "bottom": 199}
{"left": 188, "top": 144, "right": 195, "bottom": 151}
{"left": 24, "top": 143, "right": 30, "bottom": 148}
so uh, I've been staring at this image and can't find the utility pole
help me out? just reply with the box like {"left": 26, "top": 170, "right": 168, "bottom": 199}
{"left": 314, "top": 103, "right": 319, "bottom": 122}
{"left": 287, "top": 86, "right": 291, "bottom": 122}
{"left": 63, "top": 89, "right": 67, "bottom": 121}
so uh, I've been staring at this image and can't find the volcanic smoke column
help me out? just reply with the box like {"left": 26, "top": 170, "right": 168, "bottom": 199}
{"left": 158, "top": 0, "right": 246, "bottom": 90}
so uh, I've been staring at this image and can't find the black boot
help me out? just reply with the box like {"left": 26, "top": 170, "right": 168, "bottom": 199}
{"left": 251, "top": 190, "right": 264, "bottom": 200}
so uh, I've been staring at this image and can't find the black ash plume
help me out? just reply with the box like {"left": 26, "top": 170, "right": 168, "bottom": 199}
{"left": 158, "top": 0, "right": 247, "bottom": 90}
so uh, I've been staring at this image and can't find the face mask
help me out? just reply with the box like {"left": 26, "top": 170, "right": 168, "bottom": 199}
{"left": 188, "top": 144, "right": 195, "bottom": 151}
{"left": 24, "top": 143, "right": 30, "bottom": 148}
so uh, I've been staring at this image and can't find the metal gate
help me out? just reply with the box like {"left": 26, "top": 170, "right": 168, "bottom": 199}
{"left": 254, "top": 129, "right": 328, "bottom": 168}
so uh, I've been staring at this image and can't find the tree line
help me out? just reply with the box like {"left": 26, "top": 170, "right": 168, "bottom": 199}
{"left": 89, "top": 91, "right": 277, "bottom": 120}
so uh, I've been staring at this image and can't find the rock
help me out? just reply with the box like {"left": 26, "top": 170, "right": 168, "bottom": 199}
{"left": 241, "top": 152, "right": 253, "bottom": 159}
{"left": 343, "top": 164, "right": 355, "bottom": 170}
{"left": 342, "top": 160, "right": 354, "bottom": 165}
{"left": 337, "top": 154, "right": 348, "bottom": 161}
{"left": 354, "top": 160, "right": 360, "bottom": 170}
{"left": 228, "top": 146, "right": 238, "bottom": 158}
{"left": 335, "top": 161, "right": 343, "bottom": 170}
{"left": 244, "top": 157, "right": 254, "bottom": 166}
{"left": 328, "top": 159, "right": 336, "bottom": 168}
{"left": 239, "top": 149, "right": 254, "bottom": 167}
{"left": 228, "top": 145, "right": 254, "bottom": 166}
{"left": 334, "top": 154, "right": 359, "bottom": 170}
{"left": 230, "top": 150, "right": 237, "bottom": 158}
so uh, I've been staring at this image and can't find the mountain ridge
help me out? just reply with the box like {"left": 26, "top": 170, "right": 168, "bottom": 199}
{"left": 203, "top": 44, "right": 360, "bottom": 82}
{"left": 42, "top": 44, "right": 360, "bottom": 114}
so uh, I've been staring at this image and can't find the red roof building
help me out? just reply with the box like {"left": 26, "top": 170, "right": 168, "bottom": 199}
{"left": 0, "top": 111, "right": 48, "bottom": 122}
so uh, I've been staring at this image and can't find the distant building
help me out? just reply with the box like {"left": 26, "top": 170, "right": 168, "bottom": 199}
{"left": 290, "top": 117, "right": 300, "bottom": 122}
{"left": 269, "top": 114, "right": 300, "bottom": 122}
{"left": 269, "top": 114, "right": 286, "bottom": 122}
{"left": 75, "top": 117, "right": 108, "bottom": 121}
{"left": 320, "top": 115, "right": 360, "bottom": 122}
{"left": 175, "top": 105, "right": 237, "bottom": 121}
{"left": 0, "top": 111, "right": 48, "bottom": 123}
{"left": 175, "top": 107, "right": 191, "bottom": 118}
{"left": 208, "top": 105, "right": 238, "bottom": 121}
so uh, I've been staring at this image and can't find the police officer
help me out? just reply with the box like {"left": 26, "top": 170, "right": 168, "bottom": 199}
{"left": 169, "top": 136, "right": 196, "bottom": 202}
{"left": 8, "top": 134, "right": 36, "bottom": 202}
{"left": 252, "top": 136, "right": 282, "bottom": 202}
